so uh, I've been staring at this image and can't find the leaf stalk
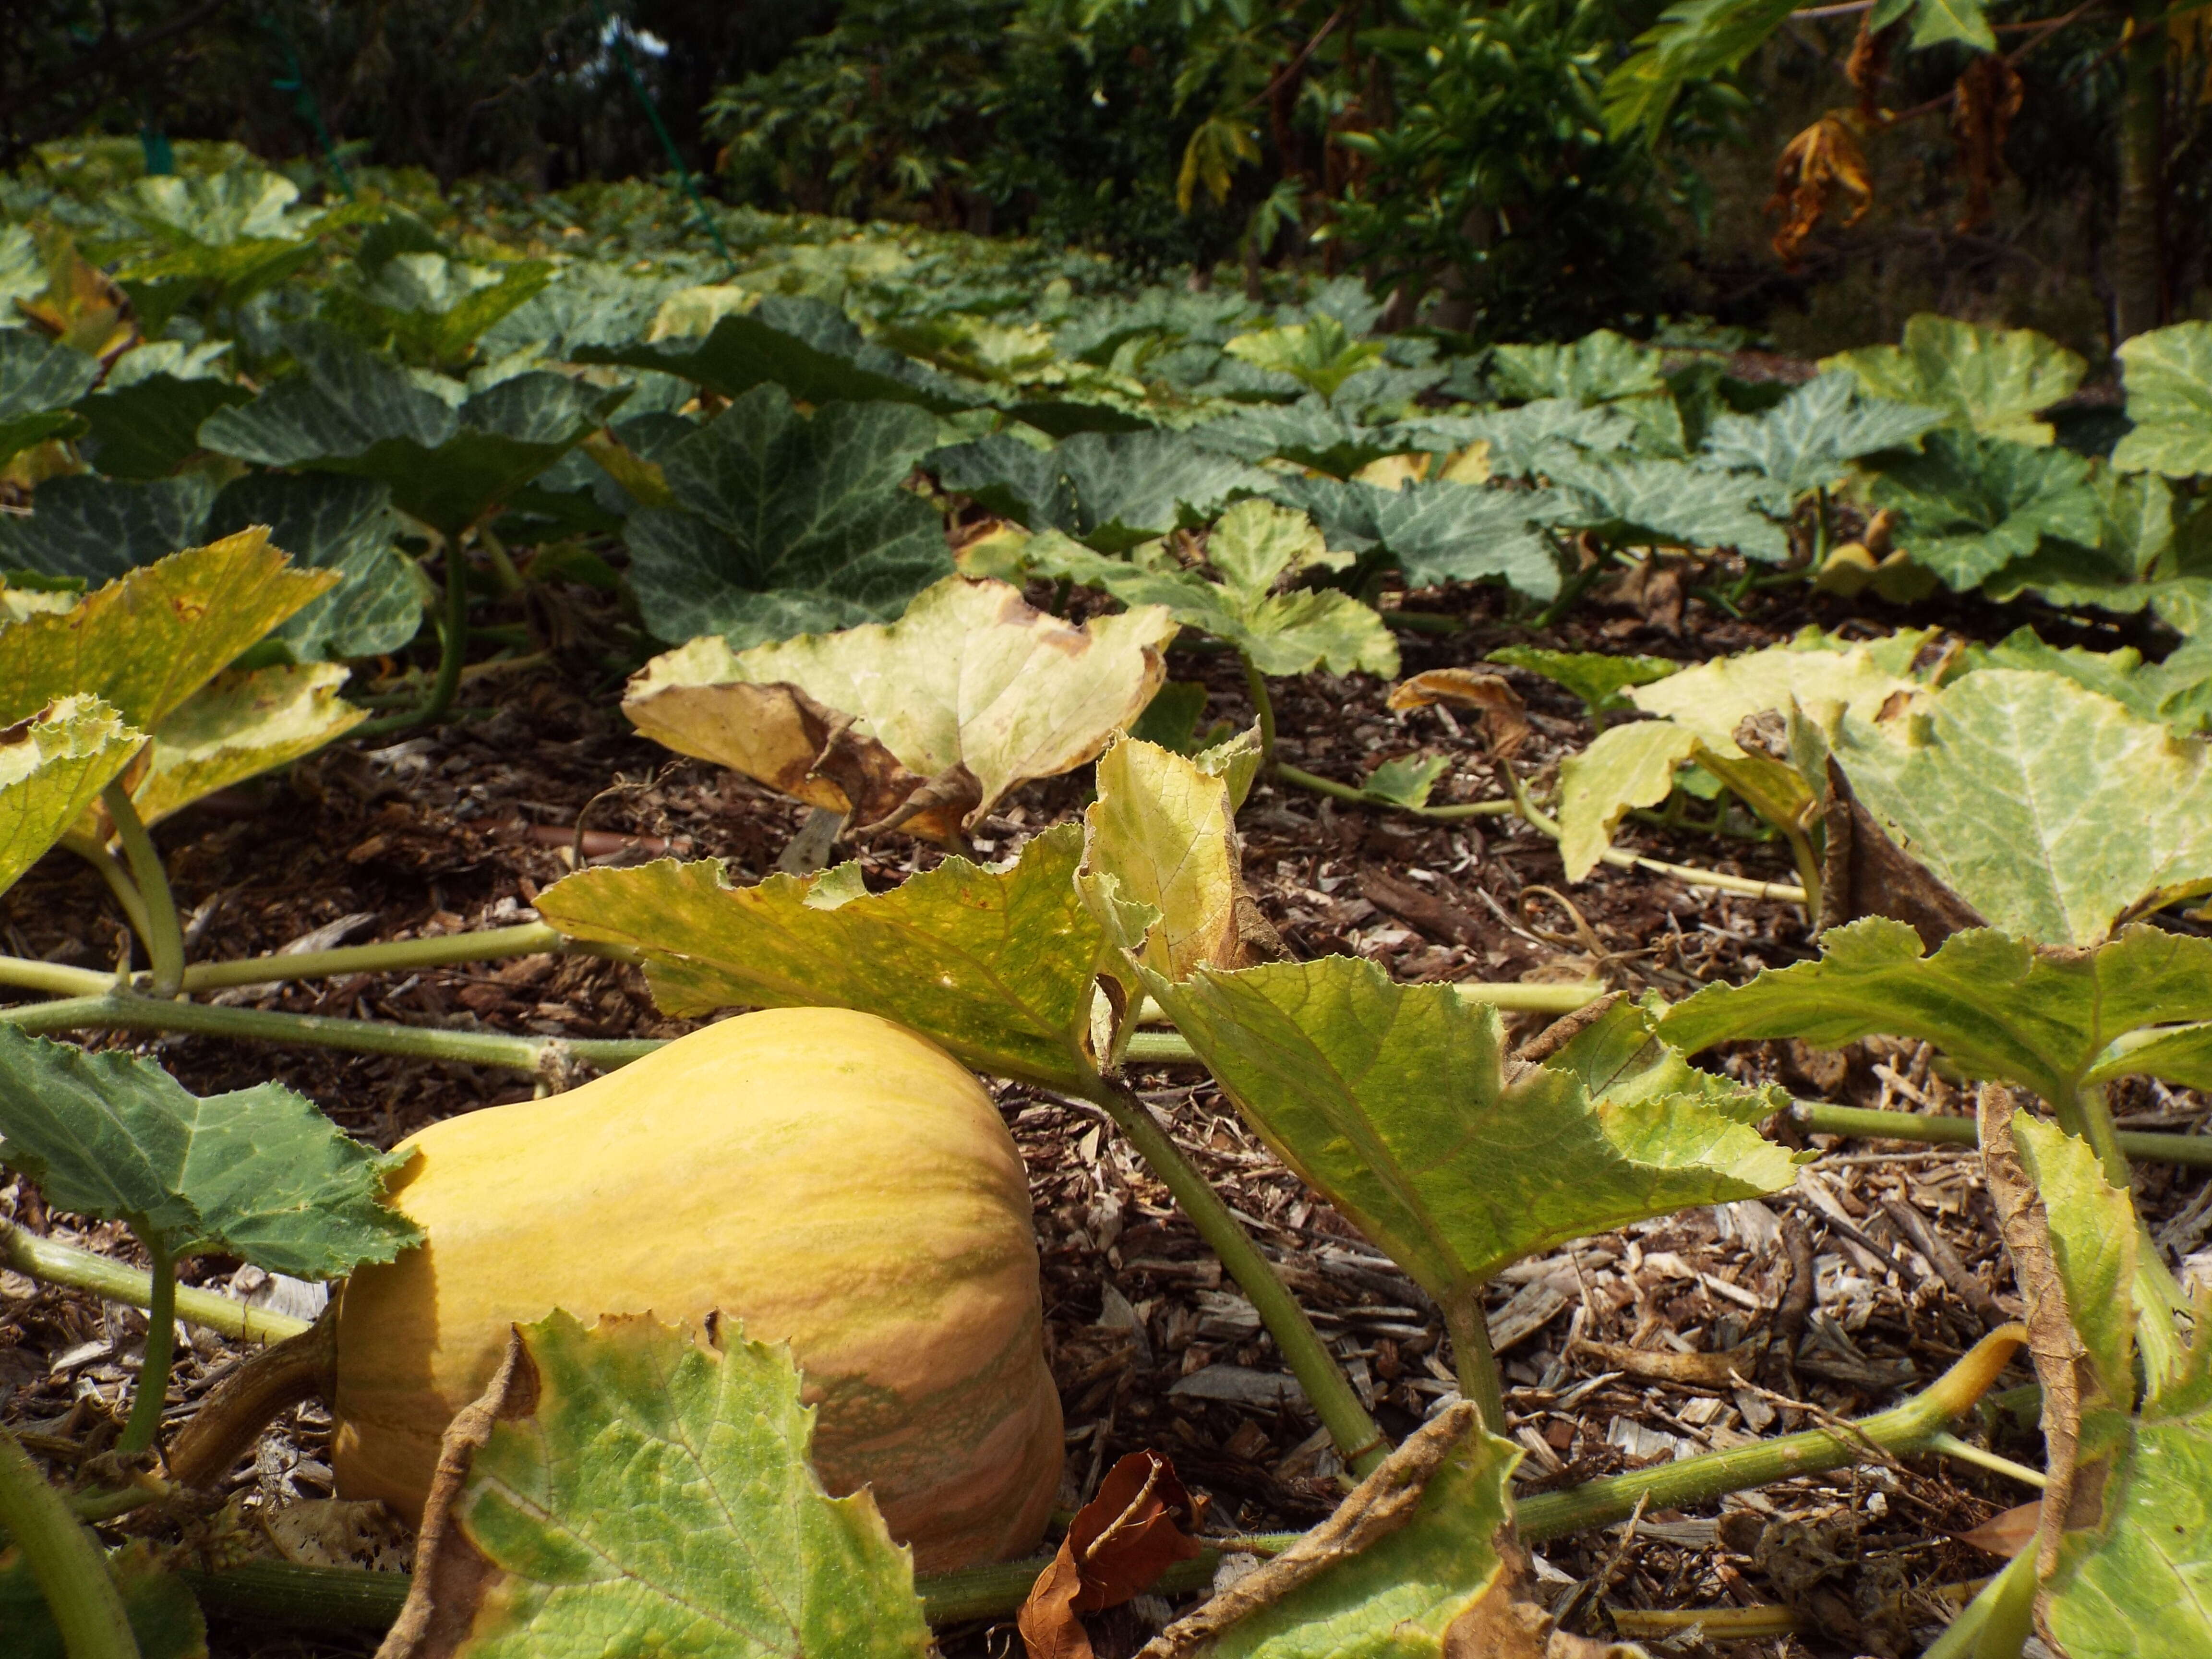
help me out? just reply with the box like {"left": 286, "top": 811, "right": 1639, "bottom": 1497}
{"left": 98, "top": 784, "right": 185, "bottom": 998}
{"left": 0, "top": 1220, "right": 311, "bottom": 1345}
{"left": 1441, "top": 1290, "right": 1506, "bottom": 1436}
{"left": 113, "top": 1232, "right": 176, "bottom": 1456}
{"left": 0, "top": 1429, "right": 143, "bottom": 1659}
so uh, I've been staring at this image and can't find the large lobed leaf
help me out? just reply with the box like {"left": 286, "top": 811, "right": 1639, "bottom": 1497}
{"left": 623, "top": 577, "right": 1175, "bottom": 842}
{"left": 1821, "top": 667, "right": 2212, "bottom": 944}
{"left": 933, "top": 430, "right": 1274, "bottom": 556}
{"left": 1546, "top": 453, "right": 1793, "bottom": 562}
{"left": 1696, "top": 370, "right": 1943, "bottom": 496}
{"left": 1866, "top": 428, "right": 2101, "bottom": 590}
{"left": 125, "top": 662, "right": 365, "bottom": 830}
{"left": 537, "top": 823, "right": 1106, "bottom": 1091}
{"left": 0, "top": 695, "right": 143, "bottom": 899}
{"left": 0, "top": 329, "right": 97, "bottom": 465}
{"left": 624, "top": 385, "right": 951, "bottom": 649}
{"left": 1145, "top": 957, "right": 1796, "bottom": 1317}
{"left": 2109, "top": 320, "right": 2212, "bottom": 478}
{"left": 1824, "top": 314, "right": 2085, "bottom": 446}
{"left": 74, "top": 339, "right": 250, "bottom": 479}
{"left": 1266, "top": 474, "right": 1569, "bottom": 599}
{"left": 0, "top": 1028, "right": 418, "bottom": 1277}
{"left": 383, "top": 1311, "right": 930, "bottom": 1659}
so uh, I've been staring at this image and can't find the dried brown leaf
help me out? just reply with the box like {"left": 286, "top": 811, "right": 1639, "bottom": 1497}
{"left": 1387, "top": 669, "right": 1531, "bottom": 758}
{"left": 1951, "top": 56, "right": 2025, "bottom": 232}
{"left": 1019, "top": 1451, "right": 1205, "bottom": 1659}
{"left": 1767, "top": 113, "right": 1875, "bottom": 269}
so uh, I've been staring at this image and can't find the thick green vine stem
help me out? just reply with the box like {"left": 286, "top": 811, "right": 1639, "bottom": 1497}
{"left": 0, "top": 1428, "right": 144, "bottom": 1659}
{"left": 1239, "top": 654, "right": 1277, "bottom": 772}
{"left": 1789, "top": 1101, "right": 2212, "bottom": 1170}
{"left": 59, "top": 832, "right": 156, "bottom": 948}
{"left": 1062, "top": 1077, "right": 1390, "bottom": 1478}
{"left": 99, "top": 784, "right": 184, "bottom": 998}
{"left": 175, "top": 1328, "right": 2031, "bottom": 1637}
{"left": 113, "top": 1233, "right": 175, "bottom": 1456}
{"left": 1441, "top": 1292, "right": 1506, "bottom": 1437}
{"left": 355, "top": 542, "right": 471, "bottom": 738}
{"left": 180, "top": 921, "right": 574, "bottom": 992}
{"left": 0, "top": 1221, "right": 311, "bottom": 1346}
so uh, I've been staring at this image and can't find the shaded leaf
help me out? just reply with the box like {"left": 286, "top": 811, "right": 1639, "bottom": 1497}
{"left": 625, "top": 385, "right": 950, "bottom": 649}
{"left": 0, "top": 330, "right": 97, "bottom": 465}
{"left": 1490, "top": 331, "right": 1664, "bottom": 405}
{"left": 0, "top": 1027, "right": 417, "bottom": 1276}
{"left": 1819, "top": 668, "right": 2212, "bottom": 943}
{"left": 1867, "top": 428, "right": 2101, "bottom": 590}
{"left": 0, "top": 474, "right": 221, "bottom": 584}
{"left": 1908, "top": 0, "right": 1997, "bottom": 50}
{"left": 1020, "top": 1452, "right": 1204, "bottom": 1659}
{"left": 1697, "top": 370, "right": 1943, "bottom": 495}
{"left": 74, "top": 340, "right": 249, "bottom": 479}
{"left": 0, "top": 533, "right": 337, "bottom": 729}
{"left": 0, "top": 695, "right": 142, "bottom": 898}
{"left": 322, "top": 253, "right": 551, "bottom": 369}
{"left": 1267, "top": 475, "right": 1568, "bottom": 599}
{"left": 1452, "top": 399, "right": 1643, "bottom": 477}
{"left": 2109, "top": 320, "right": 2212, "bottom": 478}
{"left": 537, "top": 824, "right": 1105, "bottom": 1091}
{"left": 1824, "top": 314, "right": 2085, "bottom": 445}
{"left": 0, "top": 1539, "right": 208, "bottom": 1659}
{"left": 381, "top": 1311, "right": 930, "bottom": 1659}
{"left": 624, "top": 577, "right": 1174, "bottom": 842}
{"left": 1143, "top": 954, "right": 1796, "bottom": 1329}
{"left": 1547, "top": 454, "right": 1793, "bottom": 561}
{"left": 933, "top": 431, "right": 1274, "bottom": 556}
{"left": 1660, "top": 917, "right": 2212, "bottom": 1107}
{"left": 1602, "top": 0, "right": 1801, "bottom": 139}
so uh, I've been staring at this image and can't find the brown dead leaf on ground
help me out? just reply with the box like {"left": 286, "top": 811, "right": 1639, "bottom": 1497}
{"left": 1387, "top": 669, "right": 1530, "bottom": 758}
{"left": 1019, "top": 1450, "right": 1206, "bottom": 1659}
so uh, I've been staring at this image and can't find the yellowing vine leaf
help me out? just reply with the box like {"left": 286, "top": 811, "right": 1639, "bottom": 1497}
{"left": 0, "top": 695, "right": 141, "bottom": 898}
{"left": 537, "top": 823, "right": 1105, "bottom": 1091}
{"left": 1820, "top": 668, "right": 2212, "bottom": 944}
{"left": 1557, "top": 721, "right": 1698, "bottom": 882}
{"left": 381, "top": 1312, "right": 930, "bottom": 1659}
{"left": 1823, "top": 314, "right": 2085, "bottom": 446}
{"left": 118, "top": 663, "right": 366, "bottom": 830}
{"left": 624, "top": 577, "right": 1176, "bottom": 845}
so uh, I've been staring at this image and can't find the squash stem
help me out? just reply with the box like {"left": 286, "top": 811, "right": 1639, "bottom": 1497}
{"left": 113, "top": 1232, "right": 175, "bottom": 1457}
{"left": 1509, "top": 781, "right": 1808, "bottom": 904}
{"left": 59, "top": 832, "right": 156, "bottom": 948}
{"left": 0, "top": 1220, "right": 311, "bottom": 1346}
{"left": 1441, "top": 1291, "right": 1506, "bottom": 1437}
{"left": 1066, "top": 1075, "right": 1390, "bottom": 1478}
{"left": 166, "top": 1310, "right": 338, "bottom": 1490}
{"left": 179, "top": 922, "right": 580, "bottom": 992}
{"left": 0, "top": 955, "right": 124, "bottom": 998}
{"left": 1274, "top": 762, "right": 1519, "bottom": 821}
{"left": 100, "top": 785, "right": 184, "bottom": 998}
{"left": 1238, "top": 654, "right": 1277, "bottom": 773}
{"left": 1790, "top": 1100, "right": 2212, "bottom": 1170}
{"left": 0, "top": 1429, "right": 143, "bottom": 1659}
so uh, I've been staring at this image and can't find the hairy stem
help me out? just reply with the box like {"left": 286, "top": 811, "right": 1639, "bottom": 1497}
{"left": 60, "top": 833, "right": 155, "bottom": 946}
{"left": 0, "top": 1220, "right": 310, "bottom": 1345}
{"left": 1066, "top": 1076, "right": 1388, "bottom": 1476}
{"left": 179, "top": 921, "right": 577, "bottom": 992}
{"left": 0, "top": 956, "right": 122, "bottom": 998}
{"left": 1788, "top": 1100, "right": 2212, "bottom": 1170}
{"left": 1511, "top": 786, "right": 1807, "bottom": 903}
{"left": 0, "top": 991, "right": 660, "bottom": 1075}
{"left": 1240, "top": 654, "right": 1277, "bottom": 773}
{"left": 113, "top": 1232, "right": 174, "bottom": 1456}
{"left": 100, "top": 785, "right": 185, "bottom": 996}
{"left": 1276, "top": 761, "right": 1517, "bottom": 821}
{"left": 0, "top": 1429, "right": 142, "bottom": 1659}
{"left": 1442, "top": 1291, "right": 1505, "bottom": 1436}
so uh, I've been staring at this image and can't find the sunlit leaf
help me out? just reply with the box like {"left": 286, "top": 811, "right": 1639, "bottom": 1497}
{"left": 1557, "top": 719, "right": 1698, "bottom": 881}
{"left": 624, "top": 577, "right": 1174, "bottom": 842}
{"left": 0, "top": 695, "right": 142, "bottom": 899}
{"left": 322, "top": 252, "right": 552, "bottom": 369}
{"left": 1222, "top": 316, "right": 1387, "bottom": 401}
{"left": 1964, "top": 627, "right": 2212, "bottom": 737}
{"left": 1824, "top": 314, "right": 2085, "bottom": 445}
{"left": 1907, "top": 0, "right": 1997, "bottom": 50}
{"left": 538, "top": 824, "right": 1105, "bottom": 1090}
{"left": 1489, "top": 330, "right": 1665, "bottom": 404}
{"left": 1866, "top": 428, "right": 2102, "bottom": 590}
{"left": 381, "top": 1312, "right": 930, "bottom": 1659}
{"left": 2010, "top": 1116, "right": 2137, "bottom": 1405}
{"left": 1547, "top": 454, "right": 1793, "bottom": 561}
{"left": 1697, "top": 370, "right": 1942, "bottom": 495}
{"left": 625, "top": 385, "right": 950, "bottom": 649}
{"left": 2109, "top": 321, "right": 2212, "bottom": 478}
{"left": 1359, "top": 753, "right": 1452, "bottom": 810}
{"left": 0, "top": 1027, "right": 418, "bottom": 1276}
{"left": 124, "top": 662, "right": 365, "bottom": 830}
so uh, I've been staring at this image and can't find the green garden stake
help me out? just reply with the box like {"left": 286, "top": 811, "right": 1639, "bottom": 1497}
{"left": 587, "top": 0, "right": 734, "bottom": 272}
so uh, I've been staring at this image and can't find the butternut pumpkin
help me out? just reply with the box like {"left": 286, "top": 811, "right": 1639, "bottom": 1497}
{"left": 330, "top": 1006, "right": 1061, "bottom": 1572}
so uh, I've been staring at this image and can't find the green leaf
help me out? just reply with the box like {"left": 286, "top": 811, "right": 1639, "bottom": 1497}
{"left": 1660, "top": 918, "right": 2212, "bottom": 1109}
{"left": 1823, "top": 314, "right": 2085, "bottom": 445}
{"left": 1489, "top": 330, "right": 1665, "bottom": 404}
{"left": 1548, "top": 454, "right": 1794, "bottom": 561}
{"left": 1454, "top": 398, "right": 1644, "bottom": 476}
{"left": 1190, "top": 402, "right": 1405, "bottom": 479}
{"left": 1081, "top": 734, "right": 1256, "bottom": 988}
{"left": 395, "top": 1311, "right": 930, "bottom": 1659}
{"left": 74, "top": 340, "right": 249, "bottom": 479}
{"left": 2109, "top": 321, "right": 2212, "bottom": 477}
{"left": 933, "top": 431, "right": 1273, "bottom": 555}
{"left": 2009, "top": 1116, "right": 2138, "bottom": 1405}
{"left": 0, "top": 1539, "right": 208, "bottom": 1659}
{"left": 0, "top": 1027, "right": 418, "bottom": 1276}
{"left": 0, "top": 695, "right": 143, "bottom": 899}
{"left": 322, "top": 252, "right": 552, "bottom": 368}
{"left": 1965, "top": 626, "right": 2212, "bottom": 737}
{"left": 198, "top": 326, "right": 621, "bottom": 537}
{"left": 1144, "top": 954, "right": 1796, "bottom": 1318}
{"left": 0, "top": 474, "right": 221, "bottom": 584}
{"left": 1142, "top": 1406, "right": 1525, "bottom": 1659}
{"left": 537, "top": 824, "right": 1106, "bottom": 1091}
{"left": 1487, "top": 646, "right": 1679, "bottom": 718}
{"left": 625, "top": 385, "right": 950, "bottom": 648}
{"left": 0, "top": 330, "right": 98, "bottom": 465}
{"left": 623, "top": 577, "right": 1176, "bottom": 841}
{"left": 1266, "top": 476, "right": 1568, "bottom": 599}
{"left": 1222, "top": 316, "right": 1387, "bottom": 401}
{"left": 0, "top": 532, "right": 338, "bottom": 729}
{"left": 1602, "top": 0, "right": 1801, "bottom": 138}
{"left": 1698, "top": 370, "right": 1944, "bottom": 496}
{"left": 577, "top": 293, "right": 984, "bottom": 412}
{"left": 1014, "top": 505, "right": 1398, "bottom": 679}
{"left": 1907, "top": 0, "right": 1997, "bottom": 51}
{"left": 1359, "top": 753, "right": 1451, "bottom": 810}
{"left": 125, "top": 662, "right": 365, "bottom": 830}
{"left": 1557, "top": 719, "right": 1699, "bottom": 881}
{"left": 1821, "top": 669, "right": 2212, "bottom": 944}
{"left": 1867, "top": 429, "right": 2102, "bottom": 590}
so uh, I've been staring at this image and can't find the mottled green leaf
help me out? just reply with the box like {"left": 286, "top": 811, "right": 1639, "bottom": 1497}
{"left": 1223, "top": 316, "right": 1386, "bottom": 401}
{"left": 1190, "top": 401, "right": 1403, "bottom": 479}
{"left": 625, "top": 385, "right": 950, "bottom": 649}
{"left": 1558, "top": 719, "right": 1698, "bottom": 881}
{"left": 933, "top": 430, "right": 1273, "bottom": 555}
{"left": 0, "top": 695, "right": 142, "bottom": 899}
{"left": 1455, "top": 397, "right": 1643, "bottom": 476}
{"left": 1490, "top": 330, "right": 1665, "bottom": 405}
{"left": 2109, "top": 321, "right": 2212, "bottom": 478}
{"left": 125, "top": 662, "right": 364, "bottom": 829}
{"left": 1548, "top": 454, "right": 1793, "bottom": 561}
{"left": 0, "top": 533, "right": 337, "bottom": 729}
{"left": 624, "top": 577, "right": 1174, "bottom": 842}
{"left": 322, "top": 252, "right": 551, "bottom": 368}
{"left": 203, "top": 474, "right": 424, "bottom": 661}
{"left": 74, "top": 340, "right": 248, "bottom": 479}
{"left": 1487, "top": 645, "right": 1680, "bottom": 718}
{"left": 1821, "top": 669, "right": 2212, "bottom": 944}
{"left": 1824, "top": 315, "right": 2085, "bottom": 445}
{"left": 538, "top": 823, "right": 1105, "bottom": 1090}
{"left": 1144, "top": 1406, "right": 1527, "bottom": 1659}
{"left": 0, "top": 1027, "right": 418, "bottom": 1276}
{"left": 1661, "top": 918, "right": 2212, "bottom": 1107}
{"left": 0, "top": 330, "right": 97, "bottom": 465}
{"left": 1698, "top": 370, "right": 1943, "bottom": 495}
{"left": 1267, "top": 475, "right": 1568, "bottom": 599}
{"left": 392, "top": 1311, "right": 930, "bottom": 1659}
{"left": 0, "top": 474, "right": 220, "bottom": 584}
{"left": 1145, "top": 954, "right": 1797, "bottom": 1322}
{"left": 0, "top": 1539, "right": 207, "bottom": 1659}
{"left": 1868, "top": 428, "right": 2101, "bottom": 590}
{"left": 1965, "top": 627, "right": 2212, "bottom": 737}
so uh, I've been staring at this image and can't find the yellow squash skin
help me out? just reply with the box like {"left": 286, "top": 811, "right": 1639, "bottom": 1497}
{"left": 331, "top": 1006, "right": 1062, "bottom": 1572}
